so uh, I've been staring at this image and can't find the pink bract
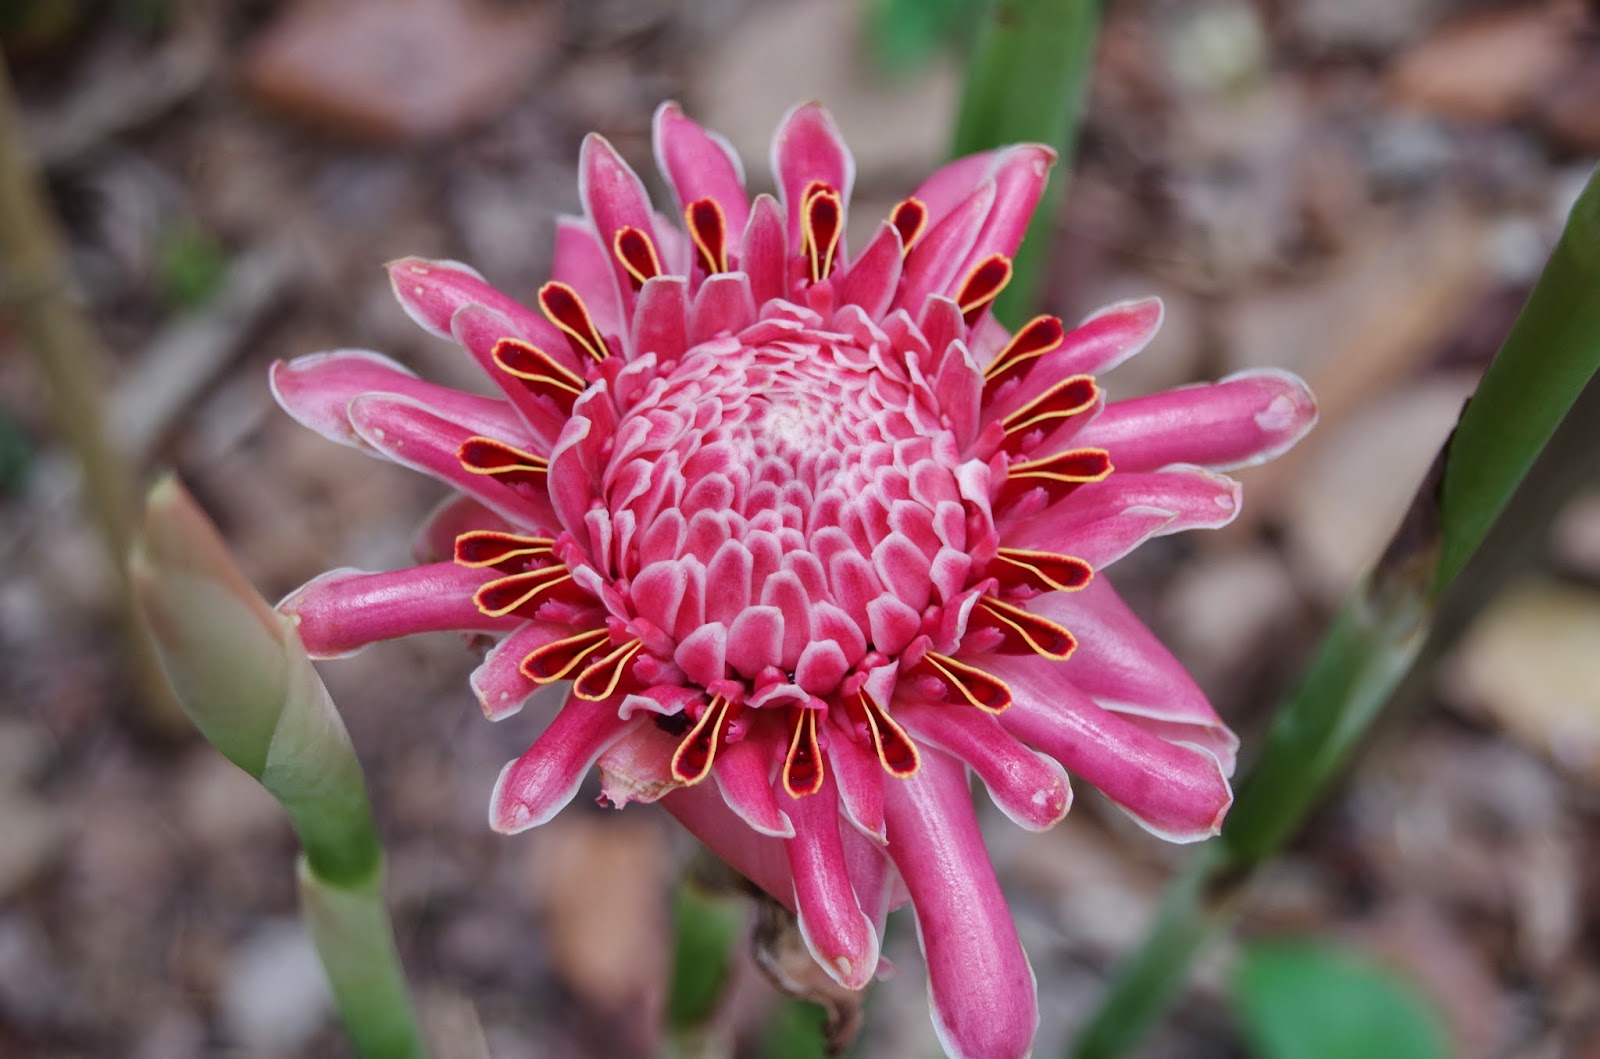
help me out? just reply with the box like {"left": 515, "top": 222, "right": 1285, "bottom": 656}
{"left": 272, "top": 101, "right": 1316, "bottom": 1059}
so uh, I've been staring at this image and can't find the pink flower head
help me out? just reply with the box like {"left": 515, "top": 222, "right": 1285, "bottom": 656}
{"left": 273, "top": 102, "right": 1315, "bottom": 1058}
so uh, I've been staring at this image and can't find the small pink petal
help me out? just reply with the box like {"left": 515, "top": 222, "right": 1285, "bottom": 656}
{"left": 714, "top": 738, "right": 793, "bottom": 838}
{"left": 470, "top": 621, "right": 574, "bottom": 720}
{"left": 894, "top": 698, "right": 1072, "bottom": 832}
{"left": 835, "top": 222, "right": 903, "bottom": 320}
{"left": 346, "top": 394, "right": 556, "bottom": 530}
{"left": 782, "top": 775, "right": 881, "bottom": 990}
{"left": 490, "top": 699, "right": 645, "bottom": 833}
{"left": 578, "top": 134, "right": 658, "bottom": 305}
{"left": 1028, "top": 577, "right": 1220, "bottom": 728}
{"left": 631, "top": 275, "right": 690, "bottom": 363}
{"left": 740, "top": 193, "right": 788, "bottom": 307}
{"left": 386, "top": 256, "right": 564, "bottom": 352}
{"left": 690, "top": 273, "right": 758, "bottom": 343}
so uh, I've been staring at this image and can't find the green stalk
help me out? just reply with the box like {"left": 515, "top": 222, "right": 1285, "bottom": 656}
{"left": 0, "top": 51, "right": 182, "bottom": 728}
{"left": 132, "top": 478, "right": 429, "bottom": 1058}
{"left": 1071, "top": 166, "right": 1600, "bottom": 1058}
{"left": 951, "top": 0, "right": 1101, "bottom": 325}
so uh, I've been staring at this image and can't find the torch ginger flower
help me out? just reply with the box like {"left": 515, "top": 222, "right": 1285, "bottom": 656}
{"left": 272, "top": 102, "right": 1315, "bottom": 1058}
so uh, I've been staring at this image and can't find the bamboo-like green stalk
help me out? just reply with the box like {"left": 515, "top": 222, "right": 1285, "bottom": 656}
{"left": 132, "top": 478, "right": 430, "bottom": 1058}
{"left": 0, "top": 51, "right": 182, "bottom": 728}
{"left": 951, "top": 0, "right": 1101, "bottom": 325}
{"left": 1070, "top": 166, "right": 1600, "bottom": 1058}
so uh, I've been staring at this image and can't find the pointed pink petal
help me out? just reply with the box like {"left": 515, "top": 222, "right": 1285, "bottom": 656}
{"left": 827, "top": 717, "right": 888, "bottom": 843}
{"left": 991, "top": 657, "right": 1233, "bottom": 842}
{"left": 1002, "top": 467, "right": 1242, "bottom": 567}
{"left": 270, "top": 351, "right": 526, "bottom": 453}
{"left": 490, "top": 697, "right": 645, "bottom": 833}
{"left": 448, "top": 303, "right": 574, "bottom": 451}
{"left": 578, "top": 134, "right": 659, "bottom": 305}
{"left": 690, "top": 273, "right": 758, "bottom": 343}
{"left": 771, "top": 102, "right": 855, "bottom": 249}
{"left": 387, "top": 256, "right": 566, "bottom": 353}
{"left": 955, "top": 144, "right": 1054, "bottom": 279}
{"left": 652, "top": 101, "right": 751, "bottom": 236}
{"left": 894, "top": 698, "right": 1071, "bottom": 831}
{"left": 278, "top": 563, "right": 516, "bottom": 658}
{"left": 907, "top": 149, "right": 998, "bottom": 228}
{"left": 631, "top": 275, "right": 690, "bottom": 363}
{"left": 884, "top": 750, "right": 1037, "bottom": 1059}
{"left": 1028, "top": 577, "right": 1220, "bottom": 727}
{"left": 551, "top": 216, "right": 624, "bottom": 339}
{"left": 834, "top": 222, "right": 903, "bottom": 320}
{"left": 470, "top": 621, "right": 576, "bottom": 720}
{"left": 1078, "top": 369, "right": 1318, "bottom": 472}
{"left": 345, "top": 394, "right": 557, "bottom": 530}
{"left": 782, "top": 774, "right": 881, "bottom": 990}
{"left": 713, "top": 737, "right": 794, "bottom": 838}
{"left": 663, "top": 779, "right": 796, "bottom": 905}
{"left": 741, "top": 193, "right": 788, "bottom": 307}
{"left": 897, "top": 180, "right": 996, "bottom": 314}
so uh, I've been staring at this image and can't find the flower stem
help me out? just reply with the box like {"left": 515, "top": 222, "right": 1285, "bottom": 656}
{"left": 951, "top": 0, "right": 1101, "bottom": 325}
{"left": 0, "top": 51, "right": 182, "bottom": 729}
{"left": 1069, "top": 164, "right": 1600, "bottom": 1057}
{"left": 133, "top": 478, "right": 430, "bottom": 1058}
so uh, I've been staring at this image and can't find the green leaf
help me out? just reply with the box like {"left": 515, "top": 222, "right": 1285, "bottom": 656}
{"left": 1231, "top": 941, "right": 1449, "bottom": 1059}
{"left": 866, "top": 0, "right": 979, "bottom": 73}
{"left": 1432, "top": 168, "right": 1600, "bottom": 593}
{"left": 666, "top": 881, "right": 744, "bottom": 1030}
{"left": 950, "top": 0, "right": 1101, "bottom": 324}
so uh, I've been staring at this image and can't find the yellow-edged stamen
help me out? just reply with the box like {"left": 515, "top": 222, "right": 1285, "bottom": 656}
{"left": 999, "top": 374, "right": 1100, "bottom": 441}
{"left": 538, "top": 281, "right": 612, "bottom": 362}
{"left": 1006, "top": 447, "right": 1113, "bottom": 487}
{"left": 685, "top": 198, "right": 729, "bottom": 275}
{"left": 453, "top": 530, "right": 554, "bottom": 569}
{"left": 612, "top": 225, "right": 663, "bottom": 290}
{"left": 972, "top": 597, "right": 1077, "bottom": 661}
{"left": 956, "top": 253, "right": 1012, "bottom": 325}
{"left": 888, "top": 197, "right": 928, "bottom": 257}
{"left": 458, "top": 436, "right": 549, "bottom": 487}
{"left": 856, "top": 690, "right": 920, "bottom": 778}
{"left": 473, "top": 566, "right": 575, "bottom": 618}
{"left": 670, "top": 695, "right": 732, "bottom": 786}
{"left": 782, "top": 705, "right": 825, "bottom": 797}
{"left": 919, "top": 651, "right": 1012, "bottom": 714}
{"left": 801, "top": 182, "right": 843, "bottom": 284}
{"left": 992, "top": 547, "right": 1094, "bottom": 594}
{"left": 490, "top": 337, "right": 587, "bottom": 411}
{"left": 519, "top": 627, "right": 613, "bottom": 684}
{"left": 983, "top": 314, "right": 1065, "bottom": 385}
{"left": 573, "top": 638, "right": 643, "bottom": 701}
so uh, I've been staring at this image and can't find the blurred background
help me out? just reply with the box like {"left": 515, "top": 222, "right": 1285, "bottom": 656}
{"left": 1, "top": 0, "right": 1598, "bottom": 1056}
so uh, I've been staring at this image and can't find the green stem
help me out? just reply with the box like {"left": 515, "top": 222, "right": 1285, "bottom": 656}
{"left": 300, "top": 857, "right": 429, "bottom": 1059}
{"left": 133, "top": 480, "right": 430, "bottom": 1058}
{"left": 0, "top": 51, "right": 182, "bottom": 728}
{"left": 1069, "top": 166, "right": 1600, "bottom": 1057}
{"left": 952, "top": 0, "right": 1101, "bottom": 324}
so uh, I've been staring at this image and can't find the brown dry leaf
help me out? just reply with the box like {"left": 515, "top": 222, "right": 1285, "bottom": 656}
{"left": 1445, "top": 579, "right": 1600, "bottom": 783}
{"left": 1387, "top": 2, "right": 1583, "bottom": 122}
{"left": 244, "top": 0, "right": 555, "bottom": 143}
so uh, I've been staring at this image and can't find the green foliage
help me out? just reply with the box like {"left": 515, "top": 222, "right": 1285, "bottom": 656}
{"left": 866, "top": 0, "right": 981, "bottom": 73}
{"left": 760, "top": 1000, "right": 832, "bottom": 1059}
{"left": 666, "top": 882, "right": 744, "bottom": 1029}
{"left": 0, "top": 410, "right": 31, "bottom": 496}
{"left": 1231, "top": 941, "right": 1450, "bottom": 1059}
{"left": 156, "top": 221, "right": 227, "bottom": 309}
